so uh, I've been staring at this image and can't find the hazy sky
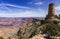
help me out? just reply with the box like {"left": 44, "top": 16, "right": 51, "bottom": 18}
{"left": 0, "top": 0, "right": 60, "bottom": 17}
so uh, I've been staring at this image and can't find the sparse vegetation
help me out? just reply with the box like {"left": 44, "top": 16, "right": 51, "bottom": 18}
{"left": 59, "top": 15, "right": 60, "bottom": 19}
{"left": 17, "top": 18, "right": 60, "bottom": 39}
{"left": 18, "top": 35, "right": 28, "bottom": 39}
{"left": 0, "top": 37, "right": 4, "bottom": 39}
{"left": 17, "top": 19, "right": 41, "bottom": 39}
{"left": 8, "top": 37, "right": 11, "bottom": 39}
{"left": 40, "top": 22, "right": 60, "bottom": 36}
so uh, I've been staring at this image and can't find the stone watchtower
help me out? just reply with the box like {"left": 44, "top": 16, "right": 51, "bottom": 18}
{"left": 45, "top": 3, "right": 58, "bottom": 19}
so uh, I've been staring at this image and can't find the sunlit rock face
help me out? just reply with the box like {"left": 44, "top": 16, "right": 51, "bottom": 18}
{"left": 0, "top": 26, "right": 19, "bottom": 39}
{"left": 0, "top": 30, "right": 5, "bottom": 36}
{"left": 31, "top": 34, "right": 46, "bottom": 39}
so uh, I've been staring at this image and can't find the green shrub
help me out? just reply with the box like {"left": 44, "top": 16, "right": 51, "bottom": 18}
{"left": 8, "top": 37, "right": 11, "bottom": 39}
{"left": 59, "top": 15, "right": 60, "bottom": 19}
{"left": 0, "top": 37, "right": 4, "bottom": 39}
{"left": 41, "top": 23, "right": 60, "bottom": 36}
{"left": 18, "top": 35, "right": 28, "bottom": 39}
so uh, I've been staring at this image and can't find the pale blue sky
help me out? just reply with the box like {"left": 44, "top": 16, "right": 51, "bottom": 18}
{"left": 0, "top": 0, "right": 60, "bottom": 17}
